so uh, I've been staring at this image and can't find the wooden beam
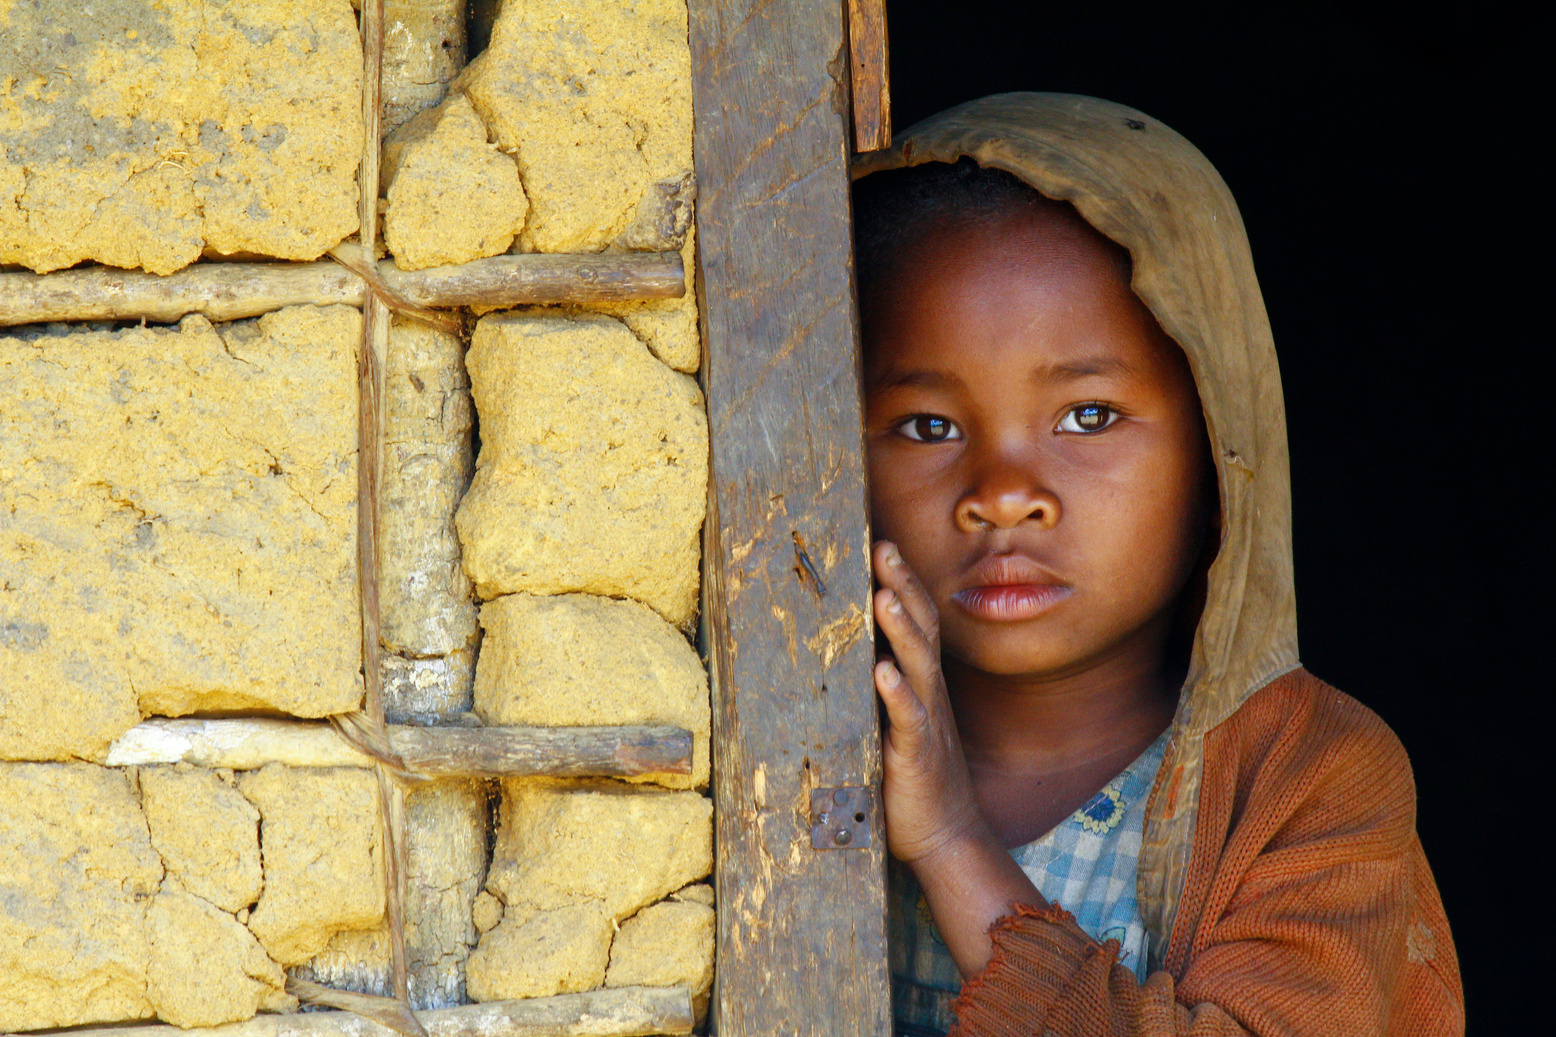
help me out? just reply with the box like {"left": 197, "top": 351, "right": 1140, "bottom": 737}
{"left": 847, "top": 0, "right": 892, "bottom": 152}
{"left": 376, "top": 252, "right": 683, "bottom": 309}
{"left": 389, "top": 724, "right": 693, "bottom": 779}
{"left": 3, "top": 985, "right": 695, "bottom": 1037}
{"left": 0, "top": 253, "right": 685, "bottom": 327}
{"left": 103, "top": 717, "right": 694, "bottom": 780}
{"left": 688, "top": 2, "right": 889, "bottom": 1035}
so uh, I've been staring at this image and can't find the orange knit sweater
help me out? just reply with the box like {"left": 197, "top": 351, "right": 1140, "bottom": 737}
{"left": 950, "top": 669, "right": 1464, "bottom": 1036}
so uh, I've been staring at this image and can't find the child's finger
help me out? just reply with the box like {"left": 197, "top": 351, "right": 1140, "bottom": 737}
{"left": 874, "top": 585, "right": 944, "bottom": 709}
{"left": 873, "top": 541, "right": 940, "bottom": 648}
{"left": 874, "top": 657, "right": 929, "bottom": 743}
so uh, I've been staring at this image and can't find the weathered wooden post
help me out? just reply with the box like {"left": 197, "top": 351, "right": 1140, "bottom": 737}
{"left": 689, "top": 1, "right": 891, "bottom": 1032}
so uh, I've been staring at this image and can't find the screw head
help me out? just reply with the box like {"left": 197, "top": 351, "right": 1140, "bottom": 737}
{"left": 832, "top": 828, "right": 852, "bottom": 846}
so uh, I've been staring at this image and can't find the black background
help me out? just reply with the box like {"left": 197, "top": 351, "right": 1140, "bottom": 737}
{"left": 884, "top": 0, "right": 1546, "bottom": 1027}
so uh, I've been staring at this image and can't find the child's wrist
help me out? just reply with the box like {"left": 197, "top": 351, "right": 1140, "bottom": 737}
{"left": 904, "top": 813, "right": 1001, "bottom": 878}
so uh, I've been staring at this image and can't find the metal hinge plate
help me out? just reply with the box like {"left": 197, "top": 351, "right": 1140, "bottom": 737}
{"left": 810, "top": 786, "right": 875, "bottom": 850}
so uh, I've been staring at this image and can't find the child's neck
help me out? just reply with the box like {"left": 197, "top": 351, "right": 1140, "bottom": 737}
{"left": 945, "top": 642, "right": 1180, "bottom": 849}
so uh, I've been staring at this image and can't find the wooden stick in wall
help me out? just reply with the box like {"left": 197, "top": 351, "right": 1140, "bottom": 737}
{"left": 0, "top": 984, "right": 695, "bottom": 1037}
{"left": 0, "top": 252, "right": 685, "bottom": 327}
{"left": 103, "top": 717, "right": 695, "bottom": 780}
{"left": 352, "top": 0, "right": 416, "bottom": 1018}
{"left": 387, "top": 724, "right": 694, "bottom": 780}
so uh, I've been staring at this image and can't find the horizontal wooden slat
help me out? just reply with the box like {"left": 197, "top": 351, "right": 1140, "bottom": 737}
{"left": 101, "top": 717, "right": 692, "bottom": 779}
{"left": 0, "top": 252, "right": 684, "bottom": 327}
{"left": 0, "top": 985, "right": 694, "bottom": 1037}
{"left": 389, "top": 724, "right": 693, "bottom": 779}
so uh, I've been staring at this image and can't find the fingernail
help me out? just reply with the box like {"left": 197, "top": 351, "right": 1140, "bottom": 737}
{"left": 884, "top": 591, "right": 903, "bottom": 614}
{"left": 879, "top": 660, "right": 901, "bottom": 685}
{"left": 885, "top": 544, "right": 902, "bottom": 566}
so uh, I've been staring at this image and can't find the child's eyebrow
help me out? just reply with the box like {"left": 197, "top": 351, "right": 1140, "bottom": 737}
{"left": 866, "top": 357, "right": 1134, "bottom": 392}
{"left": 866, "top": 369, "right": 963, "bottom": 392}
{"left": 1036, "top": 356, "right": 1136, "bottom": 382}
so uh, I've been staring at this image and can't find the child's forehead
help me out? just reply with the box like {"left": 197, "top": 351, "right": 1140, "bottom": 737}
{"left": 907, "top": 209, "right": 1126, "bottom": 297}
{"left": 861, "top": 198, "right": 1139, "bottom": 347}
{"left": 863, "top": 209, "right": 1165, "bottom": 379}
{"left": 853, "top": 161, "right": 1133, "bottom": 305}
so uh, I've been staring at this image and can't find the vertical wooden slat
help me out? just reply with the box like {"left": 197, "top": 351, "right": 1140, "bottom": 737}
{"left": 355, "top": 0, "right": 417, "bottom": 1023}
{"left": 689, "top": 1, "right": 889, "bottom": 1034}
{"left": 847, "top": 0, "right": 892, "bottom": 152}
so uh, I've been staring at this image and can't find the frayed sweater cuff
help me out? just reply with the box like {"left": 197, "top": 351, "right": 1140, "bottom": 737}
{"left": 949, "top": 902, "right": 1116, "bottom": 1037}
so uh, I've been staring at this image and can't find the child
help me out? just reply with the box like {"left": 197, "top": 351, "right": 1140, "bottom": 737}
{"left": 852, "top": 94, "right": 1463, "bottom": 1036}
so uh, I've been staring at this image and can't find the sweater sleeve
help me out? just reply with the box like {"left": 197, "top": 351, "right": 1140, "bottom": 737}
{"left": 950, "top": 902, "right": 1254, "bottom": 1036}
{"left": 947, "top": 679, "right": 1464, "bottom": 1037}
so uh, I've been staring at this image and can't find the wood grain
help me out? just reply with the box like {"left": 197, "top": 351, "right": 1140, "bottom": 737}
{"left": 0, "top": 253, "right": 684, "bottom": 327}
{"left": 847, "top": 0, "right": 892, "bottom": 152}
{"left": 689, "top": 1, "right": 890, "bottom": 1033}
{"left": 380, "top": 252, "right": 685, "bottom": 309}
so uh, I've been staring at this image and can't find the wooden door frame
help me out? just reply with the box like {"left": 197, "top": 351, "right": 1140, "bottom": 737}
{"left": 690, "top": 1, "right": 893, "bottom": 1033}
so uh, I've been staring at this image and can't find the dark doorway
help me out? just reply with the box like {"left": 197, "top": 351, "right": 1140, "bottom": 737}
{"left": 885, "top": 1, "right": 1545, "bottom": 1027}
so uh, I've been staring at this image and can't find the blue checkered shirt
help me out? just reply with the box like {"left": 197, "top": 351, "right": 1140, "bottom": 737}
{"left": 889, "top": 730, "right": 1171, "bottom": 1036}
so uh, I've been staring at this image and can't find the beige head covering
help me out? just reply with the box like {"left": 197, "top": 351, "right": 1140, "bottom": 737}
{"left": 855, "top": 93, "right": 1301, "bottom": 964}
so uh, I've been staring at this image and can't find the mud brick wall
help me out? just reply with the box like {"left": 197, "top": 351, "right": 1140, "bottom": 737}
{"left": 1, "top": 0, "right": 713, "bottom": 1029}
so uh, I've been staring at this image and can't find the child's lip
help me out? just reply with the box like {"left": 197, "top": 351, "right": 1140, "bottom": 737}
{"left": 951, "top": 554, "right": 1071, "bottom": 621}
{"left": 952, "top": 583, "right": 1072, "bottom": 621}
{"left": 961, "top": 552, "right": 1064, "bottom": 588}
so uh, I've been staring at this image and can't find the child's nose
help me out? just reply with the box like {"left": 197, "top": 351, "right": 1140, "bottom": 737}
{"left": 954, "top": 464, "right": 1061, "bottom": 531}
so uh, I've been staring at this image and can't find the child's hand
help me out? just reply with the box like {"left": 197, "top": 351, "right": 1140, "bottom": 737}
{"left": 872, "top": 540, "right": 986, "bottom": 866}
{"left": 872, "top": 540, "right": 1048, "bottom": 978}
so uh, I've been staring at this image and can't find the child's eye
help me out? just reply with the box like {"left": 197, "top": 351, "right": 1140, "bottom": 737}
{"left": 896, "top": 415, "right": 963, "bottom": 442}
{"left": 1055, "top": 403, "right": 1120, "bottom": 434}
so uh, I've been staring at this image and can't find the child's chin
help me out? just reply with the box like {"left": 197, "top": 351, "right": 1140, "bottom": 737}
{"left": 943, "top": 637, "right": 1075, "bottom": 683}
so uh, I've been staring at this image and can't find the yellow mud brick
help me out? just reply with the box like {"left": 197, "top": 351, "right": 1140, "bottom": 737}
{"left": 605, "top": 893, "right": 715, "bottom": 993}
{"left": 475, "top": 592, "right": 710, "bottom": 788}
{"left": 385, "top": 94, "right": 529, "bottom": 270}
{"left": 460, "top": 0, "right": 693, "bottom": 252}
{"left": 465, "top": 902, "right": 614, "bottom": 1001}
{"left": 0, "top": 764, "right": 161, "bottom": 1030}
{"left": 0, "top": 0, "right": 362, "bottom": 274}
{"left": 238, "top": 765, "right": 387, "bottom": 966}
{"left": 483, "top": 781, "right": 712, "bottom": 921}
{"left": 140, "top": 767, "right": 263, "bottom": 914}
{"left": 0, "top": 307, "right": 362, "bottom": 761}
{"left": 145, "top": 888, "right": 292, "bottom": 1027}
{"left": 455, "top": 312, "right": 706, "bottom": 627}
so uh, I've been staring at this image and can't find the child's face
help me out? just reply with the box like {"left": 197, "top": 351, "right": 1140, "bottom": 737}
{"left": 863, "top": 209, "right": 1212, "bottom": 685}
